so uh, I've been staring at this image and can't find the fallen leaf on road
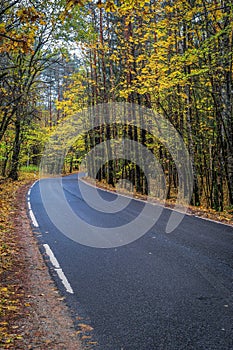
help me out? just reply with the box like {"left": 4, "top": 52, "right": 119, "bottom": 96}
{"left": 78, "top": 323, "right": 94, "bottom": 332}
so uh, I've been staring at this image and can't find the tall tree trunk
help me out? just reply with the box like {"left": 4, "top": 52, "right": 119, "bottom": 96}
{"left": 183, "top": 22, "right": 200, "bottom": 206}
{"left": 9, "top": 114, "right": 21, "bottom": 180}
{"left": 220, "top": 0, "right": 233, "bottom": 204}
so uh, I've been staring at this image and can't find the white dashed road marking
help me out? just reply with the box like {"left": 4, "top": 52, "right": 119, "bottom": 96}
{"left": 43, "top": 243, "right": 74, "bottom": 294}
{"left": 29, "top": 209, "right": 39, "bottom": 227}
{"left": 27, "top": 183, "right": 74, "bottom": 295}
{"left": 27, "top": 183, "right": 39, "bottom": 228}
{"left": 43, "top": 243, "right": 60, "bottom": 269}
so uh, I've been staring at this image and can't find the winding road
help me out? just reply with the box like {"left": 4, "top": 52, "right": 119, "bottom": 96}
{"left": 28, "top": 173, "right": 233, "bottom": 350}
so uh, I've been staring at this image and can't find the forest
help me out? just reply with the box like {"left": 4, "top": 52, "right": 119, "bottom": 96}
{"left": 0, "top": 0, "right": 233, "bottom": 212}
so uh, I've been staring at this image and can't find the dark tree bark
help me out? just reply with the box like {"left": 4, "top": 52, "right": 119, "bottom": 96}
{"left": 8, "top": 114, "right": 21, "bottom": 180}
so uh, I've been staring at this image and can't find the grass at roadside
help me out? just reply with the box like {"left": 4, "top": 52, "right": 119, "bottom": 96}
{"left": 20, "top": 165, "right": 39, "bottom": 173}
{"left": 0, "top": 173, "right": 37, "bottom": 348}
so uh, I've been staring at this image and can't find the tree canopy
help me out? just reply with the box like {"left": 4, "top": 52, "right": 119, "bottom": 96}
{"left": 0, "top": 0, "right": 233, "bottom": 211}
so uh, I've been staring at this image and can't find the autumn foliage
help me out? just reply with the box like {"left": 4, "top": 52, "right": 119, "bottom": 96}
{"left": 0, "top": 0, "right": 233, "bottom": 210}
{"left": 0, "top": 177, "right": 31, "bottom": 347}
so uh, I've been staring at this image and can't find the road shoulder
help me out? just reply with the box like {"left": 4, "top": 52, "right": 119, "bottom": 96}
{"left": 10, "top": 182, "right": 84, "bottom": 349}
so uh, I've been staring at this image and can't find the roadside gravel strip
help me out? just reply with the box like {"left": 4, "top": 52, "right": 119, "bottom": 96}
{"left": 12, "top": 183, "right": 84, "bottom": 350}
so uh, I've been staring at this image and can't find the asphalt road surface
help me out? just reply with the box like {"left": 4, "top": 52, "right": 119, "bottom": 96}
{"left": 29, "top": 174, "right": 233, "bottom": 350}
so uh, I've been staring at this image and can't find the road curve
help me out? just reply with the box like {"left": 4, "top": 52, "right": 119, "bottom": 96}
{"left": 29, "top": 174, "right": 233, "bottom": 350}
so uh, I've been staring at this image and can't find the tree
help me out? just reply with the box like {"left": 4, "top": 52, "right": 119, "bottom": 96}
{"left": 0, "top": 0, "right": 83, "bottom": 179}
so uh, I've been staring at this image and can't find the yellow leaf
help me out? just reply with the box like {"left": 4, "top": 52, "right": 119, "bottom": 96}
{"left": 105, "top": 0, "right": 117, "bottom": 13}
{"left": 16, "top": 335, "right": 23, "bottom": 340}
{"left": 78, "top": 323, "right": 94, "bottom": 332}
